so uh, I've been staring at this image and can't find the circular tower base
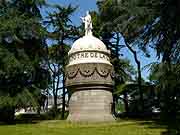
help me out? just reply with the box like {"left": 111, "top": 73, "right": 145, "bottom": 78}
{"left": 65, "top": 33, "right": 115, "bottom": 122}
{"left": 67, "top": 89, "right": 115, "bottom": 122}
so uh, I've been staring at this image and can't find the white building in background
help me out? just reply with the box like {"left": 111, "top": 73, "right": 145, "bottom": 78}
{"left": 15, "top": 95, "right": 68, "bottom": 116}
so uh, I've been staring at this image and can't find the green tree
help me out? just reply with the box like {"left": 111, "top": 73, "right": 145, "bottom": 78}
{"left": 0, "top": 0, "right": 49, "bottom": 122}
{"left": 89, "top": 11, "right": 136, "bottom": 115}
{"left": 97, "top": 0, "right": 180, "bottom": 62}
{"left": 44, "top": 5, "right": 78, "bottom": 119}
{"left": 102, "top": 0, "right": 180, "bottom": 120}
{"left": 92, "top": 1, "right": 145, "bottom": 113}
{"left": 149, "top": 63, "right": 180, "bottom": 120}
{"left": 115, "top": 80, "right": 157, "bottom": 115}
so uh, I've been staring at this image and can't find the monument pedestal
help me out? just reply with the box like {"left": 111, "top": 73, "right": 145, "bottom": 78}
{"left": 67, "top": 89, "right": 114, "bottom": 122}
{"left": 66, "top": 63, "right": 115, "bottom": 122}
{"left": 65, "top": 13, "right": 115, "bottom": 122}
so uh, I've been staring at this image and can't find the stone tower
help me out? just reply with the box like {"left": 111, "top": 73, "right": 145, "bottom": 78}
{"left": 65, "top": 12, "right": 115, "bottom": 122}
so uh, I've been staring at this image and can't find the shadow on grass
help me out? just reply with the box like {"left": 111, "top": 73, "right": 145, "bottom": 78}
{"left": 0, "top": 120, "right": 39, "bottom": 125}
{"left": 128, "top": 118, "right": 180, "bottom": 135}
{"left": 118, "top": 112, "right": 180, "bottom": 135}
{"left": 140, "top": 120, "right": 180, "bottom": 135}
{"left": 0, "top": 111, "right": 68, "bottom": 125}
{"left": 0, "top": 114, "right": 48, "bottom": 125}
{"left": 159, "top": 121, "right": 180, "bottom": 135}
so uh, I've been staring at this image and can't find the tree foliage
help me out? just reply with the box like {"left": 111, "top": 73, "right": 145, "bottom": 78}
{"left": 97, "top": 0, "right": 180, "bottom": 118}
{"left": 97, "top": 0, "right": 180, "bottom": 63}
{"left": 149, "top": 63, "right": 180, "bottom": 119}
{"left": 0, "top": 0, "right": 50, "bottom": 122}
{"left": 90, "top": 9, "right": 136, "bottom": 115}
{"left": 44, "top": 4, "right": 78, "bottom": 119}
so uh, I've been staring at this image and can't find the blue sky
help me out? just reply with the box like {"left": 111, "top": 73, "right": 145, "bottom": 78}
{"left": 42, "top": 0, "right": 158, "bottom": 80}
{"left": 42, "top": 0, "right": 98, "bottom": 25}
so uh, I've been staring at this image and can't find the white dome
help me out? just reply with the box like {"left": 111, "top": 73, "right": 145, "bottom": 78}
{"left": 69, "top": 35, "right": 109, "bottom": 55}
{"left": 67, "top": 35, "right": 111, "bottom": 66}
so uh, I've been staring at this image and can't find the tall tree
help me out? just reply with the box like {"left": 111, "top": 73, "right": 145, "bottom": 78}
{"left": 44, "top": 5, "right": 78, "bottom": 119}
{"left": 149, "top": 63, "right": 180, "bottom": 120}
{"left": 94, "top": 1, "right": 145, "bottom": 113}
{"left": 98, "top": 0, "right": 180, "bottom": 63}
{"left": 97, "top": 0, "right": 180, "bottom": 117}
{"left": 0, "top": 0, "right": 49, "bottom": 122}
{"left": 90, "top": 11, "right": 136, "bottom": 115}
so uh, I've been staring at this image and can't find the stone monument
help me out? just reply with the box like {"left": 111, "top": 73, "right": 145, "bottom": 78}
{"left": 65, "top": 11, "right": 115, "bottom": 122}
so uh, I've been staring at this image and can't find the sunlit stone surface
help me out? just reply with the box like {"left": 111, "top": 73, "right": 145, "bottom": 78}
{"left": 65, "top": 12, "right": 115, "bottom": 122}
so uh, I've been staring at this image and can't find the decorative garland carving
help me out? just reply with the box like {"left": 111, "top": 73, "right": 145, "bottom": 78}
{"left": 66, "top": 68, "right": 79, "bottom": 79}
{"left": 66, "top": 63, "right": 113, "bottom": 80}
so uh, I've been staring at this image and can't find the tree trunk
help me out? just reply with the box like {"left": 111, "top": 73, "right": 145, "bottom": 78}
{"left": 53, "top": 95, "right": 57, "bottom": 111}
{"left": 123, "top": 91, "right": 129, "bottom": 114}
{"left": 125, "top": 41, "right": 144, "bottom": 113}
{"left": 52, "top": 72, "right": 58, "bottom": 113}
{"left": 112, "top": 33, "right": 120, "bottom": 116}
{"left": 62, "top": 71, "right": 66, "bottom": 119}
{"left": 112, "top": 94, "right": 116, "bottom": 116}
{"left": 61, "top": 33, "right": 66, "bottom": 120}
{"left": 137, "top": 61, "right": 144, "bottom": 113}
{"left": 0, "top": 106, "right": 15, "bottom": 124}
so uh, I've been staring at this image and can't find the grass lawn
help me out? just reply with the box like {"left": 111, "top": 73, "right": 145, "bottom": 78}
{"left": 0, "top": 120, "right": 166, "bottom": 135}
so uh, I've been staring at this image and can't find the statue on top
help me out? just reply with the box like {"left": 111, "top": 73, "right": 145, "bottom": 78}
{"left": 81, "top": 11, "right": 93, "bottom": 36}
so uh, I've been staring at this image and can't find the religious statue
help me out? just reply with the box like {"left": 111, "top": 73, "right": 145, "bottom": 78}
{"left": 81, "top": 11, "right": 93, "bottom": 36}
